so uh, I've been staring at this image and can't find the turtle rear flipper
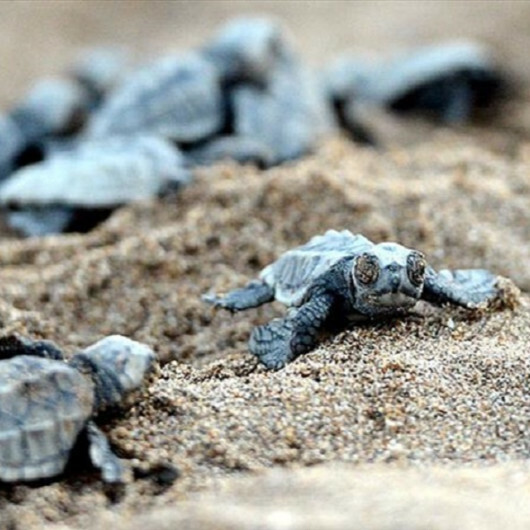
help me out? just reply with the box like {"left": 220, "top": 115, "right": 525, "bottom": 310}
{"left": 87, "top": 421, "right": 125, "bottom": 484}
{"left": 422, "top": 267, "right": 499, "bottom": 309}
{"left": 202, "top": 280, "right": 275, "bottom": 312}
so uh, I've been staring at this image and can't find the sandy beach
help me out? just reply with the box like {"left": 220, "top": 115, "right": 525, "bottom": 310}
{"left": 0, "top": 2, "right": 529, "bottom": 529}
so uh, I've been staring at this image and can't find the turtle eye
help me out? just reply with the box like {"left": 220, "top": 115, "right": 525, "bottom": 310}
{"left": 407, "top": 252, "right": 426, "bottom": 287}
{"left": 354, "top": 253, "right": 380, "bottom": 285}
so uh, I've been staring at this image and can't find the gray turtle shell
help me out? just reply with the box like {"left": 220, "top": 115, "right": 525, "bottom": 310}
{"left": 260, "top": 230, "right": 373, "bottom": 306}
{"left": 0, "top": 355, "right": 94, "bottom": 482}
{"left": 86, "top": 53, "right": 223, "bottom": 143}
{"left": 231, "top": 64, "right": 336, "bottom": 164}
{"left": 0, "top": 135, "right": 190, "bottom": 208}
{"left": 326, "top": 41, "right": 495, "bottom": 106}
{"left": 369, "top": 41, "right": 495, "bottom": 104}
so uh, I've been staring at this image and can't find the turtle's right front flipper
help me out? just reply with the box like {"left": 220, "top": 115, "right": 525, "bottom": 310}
{"left": 202, "top": 280, "right": 274, "bottom": 312}
{"left": 250, "top": 292, "right": 334, "bottom": 370}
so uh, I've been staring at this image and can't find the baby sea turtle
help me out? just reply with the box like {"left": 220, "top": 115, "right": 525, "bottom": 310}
{"left": 202, "top": 16, "right": 295, "bottom": 86}
{"left": 0, "top": 135, "right": 190, "bottom": 236}
{"left": 204, "top": 230, "right": 502, "bottom": 370}
{"left": 326, "top": 41, "right": 505, "bottom": 125}
{"left": 230, "top": 64, "right": 336, "bottom": 164}
{"left": 0, "top": 334, "right": 156, "bottom": 483}
{"left": 0, "top": 135, "right": 190, "bottom": 207}
{"left": 86, "top": 53, "right": 224, "bottom": 144}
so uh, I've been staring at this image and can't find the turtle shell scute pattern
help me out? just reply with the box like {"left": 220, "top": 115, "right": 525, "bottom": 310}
{"left": 0, "top": 355, "right": 94, "bottom": 482}
{"left": 260, "top": 230, "right": 374, "bottom": 306}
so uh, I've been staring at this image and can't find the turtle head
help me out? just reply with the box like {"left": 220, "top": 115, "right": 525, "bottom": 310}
{"left": 351, "top": 243, "right": 426, "bottom": 316}
{"left": 72, "top": 335, "right": 157, "bottom": 412}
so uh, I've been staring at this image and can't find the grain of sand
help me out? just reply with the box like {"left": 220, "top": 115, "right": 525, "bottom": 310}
{"left": 0, "top": 2, "right": 529, "bottom": 530}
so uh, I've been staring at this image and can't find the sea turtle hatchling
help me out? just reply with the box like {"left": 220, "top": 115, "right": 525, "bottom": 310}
{"left": 0, "top": 134, "right": 190, "bottom": 208}
{"left": 0, "top": 334, "right": 156, "bottom": 483}
{"left": 0, "top": 134, "right": 191, "bottom": 236}
{"left": 325, "top": 41, "right": 506, "bottom": 125}
{"left": 86, "top": 52, "right": 224, "bottom": 144}
{"left": 230, "top": 63, "right": 336, "bottom": 164}
{"left": 204, "top": 230, "right": 504, "bottom": 370}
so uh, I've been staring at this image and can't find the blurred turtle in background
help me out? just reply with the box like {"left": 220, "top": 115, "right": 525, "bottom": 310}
{"left": 195, "top": 16, "right": 337, "bottom": 165}
{"left": 324, "top": 41, "right": 508, "bottom": 142}
{"left": 0, "top": 27, "right": 515, "bottom": 237}
{"left": 86, "top": 52, "right": 225, "bottom": 145}
{"left": 0, "top": 135, "right": 190, "bottom": 236}
{"left": 227, "top": 61, "right": 336, "bottom": 165}
{"left": 0, "top": 78, "right": 92, "bottom": 181}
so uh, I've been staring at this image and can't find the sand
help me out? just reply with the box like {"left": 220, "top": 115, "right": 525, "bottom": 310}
{"left": 0, "top": 2, "right": 529, "bottom": 529}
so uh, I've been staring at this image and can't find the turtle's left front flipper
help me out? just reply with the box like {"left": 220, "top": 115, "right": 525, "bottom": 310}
{"left": 422, "top": 267, "right": 500, "bottom": 309}
{"left": 86, "top": 421, "right": 126, "bottom": 484}
{"left": 250, "top": 291, "right": 334, "bottom": 370}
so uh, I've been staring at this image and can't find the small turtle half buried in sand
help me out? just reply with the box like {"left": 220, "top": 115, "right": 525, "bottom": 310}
{"left": 0, "top": 334, "right": 156, "bottom": 483}
{"left": 204, "top": 230, "right": 504, "bottom": 370}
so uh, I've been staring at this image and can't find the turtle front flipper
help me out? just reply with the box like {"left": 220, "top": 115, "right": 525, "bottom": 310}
{"left": 86, "top": 421, "right": 125, "bottom": 484}
{"left": 422, "top": 267, "right": 499, "bottom": 309}
{"left": 250, "top": 292, "right": 334, "bottom": 370}
{"left": 202, "top": 280, "right": 275, "bottom": 312}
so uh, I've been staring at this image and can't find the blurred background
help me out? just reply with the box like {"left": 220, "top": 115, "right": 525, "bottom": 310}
{"left": 1, "top": 0, "right": 530, "bottom": 106}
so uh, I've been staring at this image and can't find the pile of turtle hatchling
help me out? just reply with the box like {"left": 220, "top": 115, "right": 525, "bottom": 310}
{"left": 0, "top": 17, "right": 507, "bottom": 236}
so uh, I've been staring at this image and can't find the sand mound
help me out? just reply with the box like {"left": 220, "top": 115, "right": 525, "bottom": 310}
{"left": 0, "top": 132, "right": 528, "bottom": 528}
